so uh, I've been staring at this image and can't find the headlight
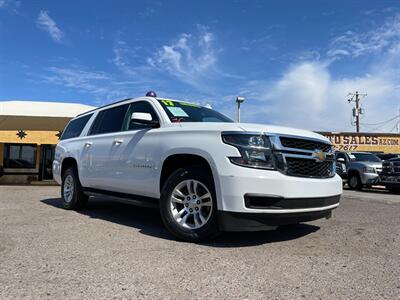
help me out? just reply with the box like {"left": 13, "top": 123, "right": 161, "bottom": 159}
{"left": 222, "top": 133, "right": 275, "bottom": 169}
{"left": 363, "top": 166, "right": 376, "bottom": 173}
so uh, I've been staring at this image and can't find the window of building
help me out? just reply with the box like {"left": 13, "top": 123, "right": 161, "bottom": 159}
{"left": 89, "top": 104, "right": 130, "bottom": 135}
{"left": 3, "top": 144, "right": 37, "bottom": 169}
{"left": 60, "top": 113, "right": 93, "bottom": 140}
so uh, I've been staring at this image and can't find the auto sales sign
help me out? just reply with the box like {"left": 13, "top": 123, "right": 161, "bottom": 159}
{"left": 318, "top": 132, "right": 400, "bottom": 153}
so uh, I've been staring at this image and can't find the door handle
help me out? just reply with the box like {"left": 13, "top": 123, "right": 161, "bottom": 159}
{"left": 113, "top": 139, "right": 124, "bottom": 145}
{"left": 84, "top": 142, "right": 92, "bottom": 148}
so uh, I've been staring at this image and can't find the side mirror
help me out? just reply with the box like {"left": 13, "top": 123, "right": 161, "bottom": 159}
{"left": 131, "top": 112, "right": 159, "bottom": 128}
{"left": 337, "top": 158, "right": 345, "bottom": 163}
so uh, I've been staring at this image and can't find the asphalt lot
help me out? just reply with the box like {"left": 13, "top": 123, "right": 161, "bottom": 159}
{"left": 0, "top": 185, "right": 399, "bottom": 299}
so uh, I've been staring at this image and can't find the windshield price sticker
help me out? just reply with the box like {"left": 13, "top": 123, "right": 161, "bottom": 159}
{"left": 166, "top": 106, "right": 189, "bottom": 117}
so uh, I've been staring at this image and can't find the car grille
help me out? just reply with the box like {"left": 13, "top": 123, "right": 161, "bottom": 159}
{"left": 382, "top": 161, "right": 400, "bottom": 174}
{"left": 280, "top": 137, "right": 332, "bottom": 152}
{"left": 286, "top": 157, "right": 333, "bottom": 178}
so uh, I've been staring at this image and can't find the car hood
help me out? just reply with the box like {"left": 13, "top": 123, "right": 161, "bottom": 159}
{"left": 351, "top": 161, "right": 382, "bottom": 168}
{"left": 166, "top": 122, "right": 330, "bottom": 143}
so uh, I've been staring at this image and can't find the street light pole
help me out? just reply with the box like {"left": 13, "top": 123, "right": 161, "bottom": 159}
{"left": 236, "top": 96, "right": 245, "bottom": 122}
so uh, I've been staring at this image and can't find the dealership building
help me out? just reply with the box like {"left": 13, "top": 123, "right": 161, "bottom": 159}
{"left": 0, "top": 101, "right": 95, "bottom": 184}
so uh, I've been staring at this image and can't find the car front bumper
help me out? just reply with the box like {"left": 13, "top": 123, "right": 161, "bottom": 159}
{"left": 218, "top": 207, "right": 335, "bottom": 232}
{"left": 379, "top": 174, "right": 400, "bottom": 188}
{"left": 216, "top": 166, "right": 342, "bottom": 231}
{"left": 360, "top": 172, "right": 379, "bottom": 185}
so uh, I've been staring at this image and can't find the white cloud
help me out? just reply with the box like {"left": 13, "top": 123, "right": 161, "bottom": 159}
{"left": 240, "top": 59, "right": 399, "bottom": 132}
{"left": 36, "top": 10, "right": 64, "bottom": 43}
{"left": 327, "top": 14, "right": 400, "bottom": 59}
{"left": 39, "top": 64, "right": 158, "bottom": 104}
{"left": 233, "top": 13, "right": 400, "bottom": 133}
{"left": 112, "top": 38, "right": 137, "bottom": 76}
{"left": 41, "top": 66, "right": 125, "bottom": 102}
{"left": 0, "top": 0, "right": 20, "bottom": 14}
{"left": 112, "top": 37, "right": 152, "bottom": 77}
{"left": 147, "top": 25, "right": 219, "bottom": 89}
{"left": 109, "top": 26, "right": 241, "bottom": 98}
{"left": 44, "top": 66, "right": 111, "bottom": 88}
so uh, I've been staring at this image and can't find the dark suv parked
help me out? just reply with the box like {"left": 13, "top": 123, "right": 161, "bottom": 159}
{"left": 376, "top": 153, "right": 400, "bottom": 161}
{"left": 380, "top": 158, "right": 400, "bottom": 193}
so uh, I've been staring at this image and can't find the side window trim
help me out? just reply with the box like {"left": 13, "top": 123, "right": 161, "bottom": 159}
{"left": 60, "top": 113, "right": 93, "bottom": 140}
{"left": 79, "top": 112, "right": 97, "bottom": 137}
{"left": 123, "top": 100, "right": 160, "bottom": 132}
{"left": 87, "top": 103, "right": 130, "bottom": 136}
{"left": 88, "top": 110, "right": 104, "bottom": 136}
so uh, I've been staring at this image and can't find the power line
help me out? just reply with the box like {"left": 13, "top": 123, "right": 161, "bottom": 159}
{"left": 361, "top": 114, "right": 400, "bottom": 126}
{"left": 389, "top": 120, "right": 400, "bottom": 133}
{"left": 367, "top": 118, "right": 398, "bottom": 132}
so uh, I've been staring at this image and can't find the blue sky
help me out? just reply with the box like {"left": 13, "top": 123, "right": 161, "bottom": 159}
{"left": 1, "top": 0, "right": 400, "bottom": 132}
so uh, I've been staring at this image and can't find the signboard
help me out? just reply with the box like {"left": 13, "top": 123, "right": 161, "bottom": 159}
{"left": 318, "top": 132, "right": 400, "bottom": 153}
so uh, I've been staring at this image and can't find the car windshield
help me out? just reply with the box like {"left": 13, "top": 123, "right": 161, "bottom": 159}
{"left": 157, "top": 99, "right": 234, "bottom": 123}
{"left": 349, "top": 153, "right": 381, "bottom": 162}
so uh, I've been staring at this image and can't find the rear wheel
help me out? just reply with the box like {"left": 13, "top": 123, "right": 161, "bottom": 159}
{"left": 61, "top": 167, "right": 88, "bottom": 209}
{"left": 160, "top": 166, "right": 219, "bottom": 242}
{"left": 348, "top": 173, "right": 362, "bottom": 190}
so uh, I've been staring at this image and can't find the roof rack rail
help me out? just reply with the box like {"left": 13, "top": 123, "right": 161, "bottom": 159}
{"left": 76, "top": 97, "right": 133, "bottom": 117}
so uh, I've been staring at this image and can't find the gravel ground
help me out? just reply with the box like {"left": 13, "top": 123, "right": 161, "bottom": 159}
{"left": 0, "top": 185, "right": 399, "bottom": 299}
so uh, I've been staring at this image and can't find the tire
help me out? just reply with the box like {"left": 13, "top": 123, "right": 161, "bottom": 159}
{"left": 348, "top": 173, "right": 362, "bottom": 190}
{"left": 61, "top": 167, "right": 88, "bottom": 210}
{"left": 160, "top": 165, "right": 220, "bottom": 242}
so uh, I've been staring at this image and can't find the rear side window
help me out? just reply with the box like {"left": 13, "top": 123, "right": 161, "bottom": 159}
{"left": 89, "top": 104, "right": 130, "bottom": 135}
{"left": 61, "top": 114, "right": 93, "bottom": 140}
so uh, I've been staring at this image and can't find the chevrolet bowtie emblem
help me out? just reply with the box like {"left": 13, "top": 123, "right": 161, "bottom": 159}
{"left": 313, "top": 150, "right": 327, "bottom": 162}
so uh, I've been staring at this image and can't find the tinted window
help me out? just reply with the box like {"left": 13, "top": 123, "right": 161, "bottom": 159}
{"left": 158, "top": 99, "right": 233, "bottom": 123}
{"left": 126, "top": 101, "right": 159, "bottom": 131}
{"left": 89, "top": 104, "right": 129, "bottom": 135}
{"left": 3, "top": 144, "right": 37, "bottom": 169}
{"left": 61, "top": 114, "right": 93, "bottom": 140}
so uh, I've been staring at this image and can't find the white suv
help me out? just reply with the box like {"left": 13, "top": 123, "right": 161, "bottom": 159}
{"left": 53, "top": 94, "right": 342, "bottom": 241}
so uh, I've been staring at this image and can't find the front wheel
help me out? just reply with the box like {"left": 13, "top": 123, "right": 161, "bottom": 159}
{"left": 160, "top": 166, "right": 219, "bottom": 242}
{"left": 348, "top": 173, "right": 362, "bottom": 190}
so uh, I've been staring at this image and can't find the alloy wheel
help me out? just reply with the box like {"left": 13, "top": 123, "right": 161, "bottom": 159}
{"left": 63, "top": 174, "right": 74, "bottom": 203}
{"left": 169, "top": 179, "right": 213, "bottom": 229}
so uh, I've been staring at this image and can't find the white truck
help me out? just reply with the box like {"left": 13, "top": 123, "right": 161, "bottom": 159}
{"left": 53, "top": 93, "right": 342, "bottom": 242}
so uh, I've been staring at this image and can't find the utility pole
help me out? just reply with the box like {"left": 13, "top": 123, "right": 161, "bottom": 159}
{"left": 347, "top": 91, "right": 367, "bottom": 133}
{"left": 355, "top": 91, "right": 361, "bottom": 133}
